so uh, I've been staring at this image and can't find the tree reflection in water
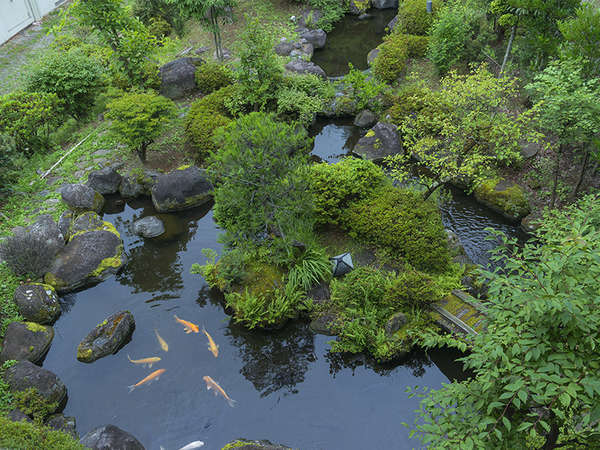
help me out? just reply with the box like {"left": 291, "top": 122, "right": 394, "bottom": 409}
{"left": 225, "top": 321, "right": 316, "bottom": 398}
{"left": 325, "top": 348, "right": 433, "bottom": 378}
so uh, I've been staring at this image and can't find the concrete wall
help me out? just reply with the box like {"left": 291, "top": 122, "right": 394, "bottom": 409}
{"left": 0, "top": 0, "right": 63, "bottom": 45}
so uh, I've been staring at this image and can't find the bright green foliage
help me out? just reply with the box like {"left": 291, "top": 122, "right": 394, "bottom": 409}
{"left": 229, "top": 17, "right": 282, "bottom": 113}
{"left": 337, "top": 63, "right": 387, "bottom": 113}
{"left": 195, "top": 61, "right": 234, "bottom": 94}
{"left": 276, "top": 74, "right": 334, "bottom": 125}
{"left": 0, "top": 415, "right": 84, "bottom": 449}
{"left": 345, "top": 187, "right": 452, "bottom": 273}
{"left": 208, "top": 112, "right": 312, "bottom": 247}
{"left": 13, "top": 388, "right": 57, "bottom": 423}
{"left": 385, "top": 80, "right": 439, "bottom": 129}
{"left": 428, "top": 0, "right": 492, "bottom": 74}
{"left": 0, "top": 91, "right": 62, "bottom": 156}
{"left": 309, "top": 157, "right": 388, "bottom": 226}
{"left": 194, "top": 84, "right": 236, "bottom": 116}
{"left": 26, "top": 49, "right": 104, "bottom": 119}
{"left": 286, "top": 248, "right": 331, "bottom": 292}
{"left": 133, "top": 0, "right": 185, "bottom": 37}
{"left": 411, "top": 194, "right": 600, "bottom": 449}
{"left": 0, "top": 135, "right": 26, "bottom": 195}
{"left": 396, "top": 0, "right": 441, "bottom": 35}
{"left": 112, "top": 27, "right": 160, "bottom": 89}
{"left": 388, "top": 66, "right": 538, "bottom": 198}
{"left": 305, "top": 0, "right": 347, "bottom": 32}
{"left": 184, "top": 96, "right": 231, "bottom": 162}
{"left": 559, "top": 5, "right": 600, "bottom": 78}
{"left": 166, "top": 0, "right": 236, "bottom": 60}
{"left": 372, "top": 33, "right": 409, "bottom": 83}
{"left": 106, "top": 91, "right": 176, "bottom": 162}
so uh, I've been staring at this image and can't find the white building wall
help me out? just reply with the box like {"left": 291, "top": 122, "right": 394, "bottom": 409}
{"left": 0, "top": 0, "right": 62, "bottom": 45}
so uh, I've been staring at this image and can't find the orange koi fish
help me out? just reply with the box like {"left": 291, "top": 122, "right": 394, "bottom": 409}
{"left": 127, "top": 354, "right": 161, "bottom": 368}
{"left": 128, "top": 369, "right": 166, "bottom": 392}
{"left": 174, "top": 314, "right": 199, "bottom": 334}
{"left": 203, "top": 376, "right": 236, "bottom": 407}
{"left": 154, "top": 329, "right": 169, "bottom": 352}
{"left": 202, "top": 327, "right": 219, "bottom": 358}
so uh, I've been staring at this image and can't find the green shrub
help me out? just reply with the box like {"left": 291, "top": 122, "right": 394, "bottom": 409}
{"left": 0, "top": 134, "right": 25, "bottom": 195}
{"left": 0, "top": 230, "right": 57, "bottom": 278}
{"left": 111, "top": 28, "right": 160, "bottom": 89}
{"left": 0, "top": 91, "right": 62, "bottom": 156}
{"left": 397, "top": 0, "right": 442, "bottom": 35}
{"left": 373, "top": 34, "right": 409, "bottom": 83}
{"left": 387, "top": 269, "right": 439, "bottom": 307}
{"left": 307, "top": 0, "right": 347, "bottom": 32}
{"left": 428, "top": 0, "right": 491, "bottom": 74}
{"left": 337, "top": 64, "right": 387, "bottom": 112}
{"left": 133, "top": 0, "right": 185, "bottom": 36}
{"left": 196, "top": 84, "right": 237, "bottom": 116}
{"left": 344, "top": 187, "right": 451, "bottom": 272}
{"left": 184, "top": 96, "right": 232, "bottom": 162}
{"left": 309, "top": 157, "right": 389, "bottom": 226}
{"left": 0, "top": 415, "right": 84, "bottom": 449}
{"left": 195, "top": 61, "right": 235, "bottom": 95}
{"left": 147, "top": 17, "right": 172, "bottom": 39}
{"left": 287, "top": 248, "right": 332, "bottom": 292}
{"left": 26, "top": 49, "right": 104, "bottom": 119}
{"left": 106, "top": 91, "right": 176, "bottom": 162}
{"left": 401, "top": 33, "right": 430, "bottom": 57}
{"left": 276, "top": 74, "right": 334, "bottom": 125}
{"left": 386, "top": 79, "right": 446, "bottom": 129}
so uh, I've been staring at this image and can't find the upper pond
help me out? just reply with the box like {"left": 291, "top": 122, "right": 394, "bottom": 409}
{"left": 311, "top": 9, "right": 396, "bottom": 77}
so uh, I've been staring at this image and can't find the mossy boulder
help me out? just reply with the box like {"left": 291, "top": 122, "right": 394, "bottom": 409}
{"left": 60, "top": 183, "right": 104, "bottom": 214}
{"left": 132, "top": 216, "right": 165, "bottom": 238}
{"left": 80, "top": 424, "right": 144, "bottom": 450}
{"left": 13, "top": 283, "right": 61, "bottom": 324}
{"left": 68, "top": 212, "right": 105, "bottom": 238}
{"left": 46, "top": 414, "right": 78, "bottom": 439}
{"left": 151, "top": 166, "right": 213, "bottom": 213}
{"left": 4, "top": 360, "right": 67, "bottom": 414}
{"left": 309, "top": 312, "right": 338, "bottom": 336}
{"left": 222, "top": 439, "right": 292, "bottom": 450}
{"left": 87, "top": 167, "right": 122, "bottom": 195}
{"left": 44, "top": 220, "right": 126, "bottom": 294}
{"left": 0, "top": 321, "right": 54, "bottom": 365}
{"left": 354, "top": 109, "right": 377, "bottom": 128}
{"left": 119, "top": 168, "right": 161, "bottom": 198}
{"left": 159, "top": 57, "right": 204, "bottom": 100}
{"left": 474, "top": 178, "right": 531, "bottom": 222}
{"left": 352, "top": 122, "right": 401, "bottom": 162}
{"left": 77, "top": 311, "right": 135, "bottom": 363}
{"left": 284, "top": 59, "right": 327, "bottom": 79}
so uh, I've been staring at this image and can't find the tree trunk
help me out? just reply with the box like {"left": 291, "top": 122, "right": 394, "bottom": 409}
{"left": 500, "top": 25, "right": 517, "bottom": 77}
{"left": 211, "top": 8, "right": 222, "bottom": 61}
{"left": 572, "top": 149, "right": 589, "bottom": 200}
{"left": 551, "top": 144, "right": 563, "bottom": 208}
{"left": 542, "top": 418, "right": 560, "bottom": 450}
{"left": 138, "top": 143, "right": 148, "bottom": 163}
{"left": 423, "top": 180, "right": 445, "bottom": 201}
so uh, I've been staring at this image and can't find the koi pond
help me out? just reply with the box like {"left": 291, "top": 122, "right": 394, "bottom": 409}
{"left": 41, "top": 120, "right": 523, "bottom": 449}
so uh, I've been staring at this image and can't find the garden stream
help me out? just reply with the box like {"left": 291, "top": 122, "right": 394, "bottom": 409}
{"left": 42, "top": 12, "right": 524, "bottom": 450}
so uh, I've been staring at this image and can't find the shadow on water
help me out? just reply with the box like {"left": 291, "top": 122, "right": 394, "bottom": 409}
{"left": 309, "top": 118, "right": 363, "bottom": 164}
{"left": 41, "top": 196, "right": 468, "bottom": 450}
{"left": 312, "top": 9, "right": 397, "bottom": 77}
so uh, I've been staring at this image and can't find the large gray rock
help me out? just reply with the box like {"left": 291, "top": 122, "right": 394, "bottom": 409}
{"left": 25, "top": 215, "right": 65, "bottom": 258}
{"left": 0, "top": 321, "right": 54, "bottom": 365}
{"left": 159, "top": 57, "right": 204, "bottom": 100}
{"left": 299, "top": 29, "right": 327, "bottom": 49}
{"left": 222, "top": 439, "right": 291, "bottom": 450}
{"left": 4, "top": 360, "right": 67, "bottom": 413}
{"left": 297, "top": 8, "right": 323, "bottom": 29}
{"left": 81, "top": 425, "right": 145, "bottom": 450}
{"left": 77, "top": 311, "right": 135, "bottom": 363}
{"left": 473, "top": 178, "right": 531, "bottom": 222}
{"left": 44, "top": 221, "right": 126, "bottom": 294}
{"left": 387, "top": 15, "right": 399, "bottom": 32}
{"left": 68, "top": 211, "right": 105, "bottom": 237}
{"left": 87, "top": 168, "right": 123, "bottom": 195}
{"left": 352, "top": 122, "right": 402, "bottom": 162}
{"left": 46, "top": 413, "right": 78, "bottom": 439}
{"left": 61, "top": 184, "right": 105, "bottom": 213}
{"left": 367, "top": 47, "right": 380, "bottom": 65}
{"left": 58, "top": 211, "right": 73, "bottom": 243}
{"left": 354, "top": 110, "right": 377, "bottom": 128}
{"left": 120, "top": 169, "right": 160, "bottom": 198}
{"left": 132, "top": 216, "right": 165, "bottom": 238}
{"left": 373, "top": 0, "right": 398, "bottom": 8}
{"left": 151, "top": 166, "right": 213, "bottom": 213}
{"left": 13, "top": 283, "right": 61, "bottom": 324}
{"left": 275, "top": 40, "right": 294, "bottom": 56}
{"left": 284, "top": 60, "right": 326, "bottom": 79}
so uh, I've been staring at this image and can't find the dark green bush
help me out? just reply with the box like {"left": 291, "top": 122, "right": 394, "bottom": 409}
{"left": 387, "top": 269, "right": 439, "bottom": 307}
{"left": 307, "top": 0, "right": 347, "bottom": 32}
{"left": 401, "top": 33, "right": 430, "bottom": 58}
{"left": 344, "top": 187, "right": 451, "bottom": 272}
{"left": 0, "top": 91, "right": 62, "bottom": 156}
{"left": 147, "top": 17, "right": 172, "bottom": 39}
{"left": 26, "top": 49, "right": 104, "bottom": 119}
{"left": 195, "top": 61, "right": 235, "bottom": 95}
{"left": 396, "top": 0, "right": 442, "bottom": 35}
{"left": 0, "top": 134, "right": 25, "bottom": 195}
{"left": 373, "top": 34, "right": 409, "bottom": 83}
{"left": 132, "top": 0, "right": 185, "bottom": 36}
{"left": 309, "top": 157, "right": 389, "bottom": 226}
{"left": 0, "top": 415, "right": 84, "bottom": 450}
{"left": 0, "top": 229, "right": 57, "bottom": 277}
{"left": 196, "top": 84, "right": 237, "bottom": 116}
{"left": 276, "top": 74, "right": 335, "bottom": 125}
{"left": 386, "top": 80, "right": 446, "bottom": 130}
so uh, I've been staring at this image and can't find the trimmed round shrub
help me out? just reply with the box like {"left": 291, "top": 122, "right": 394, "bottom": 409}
{"left": 195, "top": 61, "right": 235, "bottom": 94}
{"left": 26, "top": 49, "right": 104, "bottom": 119}
{"left": 344, "top": 187, "right": 451, "bottom": 272}
{"left": 309, "top": 157, "right": 389, "bottom": 226}
{"left": 397, "top": 0, "right": 442, "bottom": 35}
{"left": 401, "top": 33, "right": 430, "bottom": 58}
{"left": 148, "top": 17, "right": 172, "bottom": 39}
{"left": 373, "top": 34, "right": 409, "bottom": 83}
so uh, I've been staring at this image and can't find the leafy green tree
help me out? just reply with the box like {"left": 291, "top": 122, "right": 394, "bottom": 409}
{"left": 388, "top": 65, "right": 537, "bottom": 200}
{"left": 489, "top": 0, "right": 580, "bottom": 74}
{"left": 558, "top": 4, "right": 600, "bottom": 78}
{"left": 207, "top": 112, "right": 312, "bottom": 247}
{"left": 410, "top": 194, "right": 600, "bottom": 449}
{"left": 166, "top": 0, "right": 236, "bottom": 60}
{"left": 526, "top": 58, "right": 600, "bottom": 205}
{"left": 26, "top": 49, "right": 104, "bottom": 119}
{"left": 106, "top": 92, "right": 176, "bottom": 162}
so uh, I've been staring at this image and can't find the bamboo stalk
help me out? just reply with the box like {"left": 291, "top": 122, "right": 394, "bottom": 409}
{"left": 40, "top": 133, "right": 92, "bottom": 179}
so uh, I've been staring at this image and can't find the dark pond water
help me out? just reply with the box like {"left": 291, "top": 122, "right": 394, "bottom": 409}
{"left": 308, "top": 119, "right": 526, "bottom": 267}
{"left": 43, "top": 197, "right": 467, "bottom": 450}
{"left": 312, "top": 9, "right": 396, "bottom": 77}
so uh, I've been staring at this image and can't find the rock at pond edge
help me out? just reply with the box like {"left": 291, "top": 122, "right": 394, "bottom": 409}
{"left": 222, "top": 439, "right": 292, "bottom": 450}
{"left": 80, "top": 424, "right": 145, "bottom": 450}
{"left": 77, "top": 311, "right": 135, "bottom": 363}
{"left": 0, "top": 321, "right": 54, "bottom": 365}
{"left": 473, "top": 178, "right": 531, "bottom": 222}
{"left": 151, "top": 166, "right": 213, "bottom": 213}
{"left": 13, "top": 283, "right": 61, "bottom": 324}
